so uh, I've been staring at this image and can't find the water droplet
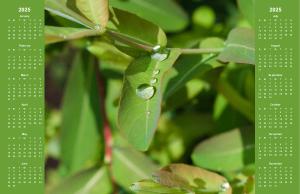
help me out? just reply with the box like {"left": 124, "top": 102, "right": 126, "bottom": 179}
{"left": 150, "top": 78, "right": 158, "bottom": 85}
{"left": 136, "top": 84, "right": 155, "bottom": 100}
{"left": 94, "top": 24, "right": 101, "bottom": 30}
{"left": 152, "top": 45, "right": 161, "bottom": 53}
{"left": 146, "top": 111, "right": 151, "bottom": 116}
{"left": 151, "top": 53, "right": 168, "bottom": 62}
{"left": 60, "top": 34, "right": 67, "bottom": 39}
{"left": 220, "top": 182, "right": 230, "bottom": 192}
{"left": 153, "top": 69, "right": 160, "bottom": 75}
{"left": 130, "top": 183, "right": 140, "bottom": 191}
{"left": 152, "top": 174, "right": 161, "bottom": 183}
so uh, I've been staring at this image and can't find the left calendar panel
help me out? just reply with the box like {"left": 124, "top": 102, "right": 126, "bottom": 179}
{"left": 0, "top": 1, "right": 44, "bottom": 193}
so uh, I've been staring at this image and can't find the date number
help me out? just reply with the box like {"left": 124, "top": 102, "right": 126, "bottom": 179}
{"left": 269, "top": 7, "right": 282, "bottom": 13}
{"left": 18, "top": 7, "right": 31, "bottom": 13}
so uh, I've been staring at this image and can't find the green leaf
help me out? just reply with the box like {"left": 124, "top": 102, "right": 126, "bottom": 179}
{"left": 45, "top": 26, "right": 100, "bottom": 44}
{"left": 110, "top": 0, "right": 188, "bottom": 32}
{"left": 192, "top": 128, "right": 255, "bottom": 172}
{"left": 150, "top": 112, "right": 214, "bottom": 164}
{"left": 110, "top": 8, "right": 167, "bottom": 47}
{"left": 87, "top": 41, "right": 133, "bottom": 71}
{"left": 132, "top": 164, "right": 232, "bottom": 194}
{"left": 45, "top": 0, "right": 95, "bottom": 28}
{"left": 218, "top": 28, "right": 255, "bottom": 65}
{"left": 61, "top": 53, "right": 102, "bottom": 174}
{"left": 165, "top": 79, "right": 209, "bottom": 111}
{"left": 49, "top": 166, "right": 112, "bottom": 194}
{"left": 75, "top": 0, "right": 109, "bottom": 27}
{"left": 237, "top": 0, "right": 254, "bottom": 25}
{"left": 164, "top": 38, "right": 224, "bottom": 98}
{"left": 118, "top": 49, "right": 181, "bottom": 151}
{"left": 112, "top": 147, "right": 159, "bottom": 189}
{"left": 216, "top": 78, "right": 254, "bottom": 122}
{"left": 131, "top": 180, "right": 189, "bottom": 194}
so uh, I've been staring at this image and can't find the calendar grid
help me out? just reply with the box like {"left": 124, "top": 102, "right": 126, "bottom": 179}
{"left": 256, "top": 0, "right": 300, "bottom": 193}
{"left": 0, "top": 1, "right": 44, "bottom": 193}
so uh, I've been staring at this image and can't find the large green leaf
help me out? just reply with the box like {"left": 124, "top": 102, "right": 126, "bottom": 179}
{"left": 218, "top": 28, "right": 255, "bottom": 65}
{"left": 118, "top": 49, "right": 181, "bottom": 151}
{"left": 192, "top": 128, "right": 255, "bottom": 172}
{"left": 61, "top": 53, "right": 102, "bottom": 174}
{"left": 132, "top": 164, "right": 232, "bottom": 194}
{"left": 112, "top": 147, "right": 159, "bottom": 189}
{"left": 45, "top": 26, "right": 101, "bottom": 44}
{"left": 45, "top": 0, "right": 95, "bottom": 28}
{"left": 237, "top": 0, "right": 254, "bottom": 25}
{"left": 48, "top": 167, "right": 111, "bottom": 194}
{"left": 109, "top": 8, "right": 167, "bottom": 48}
{"left": 76, "top": 0, "right": 109, "bottom": 27}
{"left": 110, "top": 0, "right": 188, "bottom": 32}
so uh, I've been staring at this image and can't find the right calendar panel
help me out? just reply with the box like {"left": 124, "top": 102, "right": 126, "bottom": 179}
{"left": 255, "top": 0, "right": 300, "bottom": 193}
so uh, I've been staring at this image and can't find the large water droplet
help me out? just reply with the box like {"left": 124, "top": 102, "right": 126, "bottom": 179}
{"left": 220, "top": 182, "right": 230, "bottom": 192}
{"left": 136, "top": 84, "right": 155, "bottom": 100}
{"left": 152, "top": 45, "right": 161, "bottom": 53}
{"left": 150, "top": 78, "right": 158, "bottom": 85}
{"left": 153, "top": 69, "right": 160, "bottom": 75}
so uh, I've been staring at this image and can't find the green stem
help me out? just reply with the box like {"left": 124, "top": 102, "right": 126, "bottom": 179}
{"left": 179, "top": 47, "right": 224, "bottom": 54}
{"left": 106, "top": 29, "right": 224, "bottom": 55}
{"left": 107, "top": 30, "right": 153, "bottom": 52}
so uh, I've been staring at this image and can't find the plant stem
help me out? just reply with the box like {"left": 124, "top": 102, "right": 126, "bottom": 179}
{"left": 106, "top": 29, "right": 224, "bottom": 55}
{"left": 179, "top": 48, "right": 224, "bottom": 54}
{"left": 107, "top": 30, "right": 153, "bottom": 52}
{"left": 94, "top": 57, "right": 117, "bottom": 194}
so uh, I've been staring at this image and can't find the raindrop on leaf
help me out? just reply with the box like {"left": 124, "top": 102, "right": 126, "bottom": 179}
{"left": 151, "top": 53, "right": 168, "bottom": 62}
{"left": 153, "top": 69, "right": 160, "bottom": 75}
{"left": 150, "top": 78, "right": 158, "bottom": 85}
{"left": 136, "top": 84, "right": 155, "bottom": 100}
{"left": 152, "top": 45, "right": 161, "bottom": 53}
{"left": 220, "top": 182, "right": 230, "bottom": 192}
{"left": 94, "top": 24, "right": 101, "bottom": 30}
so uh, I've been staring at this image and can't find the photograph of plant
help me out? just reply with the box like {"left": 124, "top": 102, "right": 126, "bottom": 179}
{"left": 44, "top": 0, "right": 255, "bottom": 193}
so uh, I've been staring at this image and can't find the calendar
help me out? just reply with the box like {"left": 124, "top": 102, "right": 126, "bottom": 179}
{"left": 256, "top": 0, "right": 299, "bottom": 193}
{"left": 0, "top": 0, "right": 299, "bottom": 193}
{"left": 0, "top": 1, "right": 44, "bottom": 193}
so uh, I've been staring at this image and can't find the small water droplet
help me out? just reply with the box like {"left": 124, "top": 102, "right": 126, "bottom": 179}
{"left": 152, "top": 45, "right": 161, "bottom": 52}
{"left": 130, "top": 183, "right": 140, "bottom": 191}
{"left": 152, "top": 174, "right": 160, "bottom": 183}
{"left": 60, "top": 34, "right": 67, "bottom": 39}
{"left": 151, "top": 53, "right": 168, "bottom": 62}
{"left": 136, "top": 84, "right": 155, "bottom": 100}
{"left": 153, "top": 69, "right": 160, "bottom": 75}
{"left": 220, "top": 182, "right": 230, "bottom": 192}
{"left": 150, "top": 78, "right": 158, "bottom": 85}
{"left": 94, "top": 24, "right": 101, "bottom": 30}
{"left": 146, "top": 111, "right": 151, "bottom": 116}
